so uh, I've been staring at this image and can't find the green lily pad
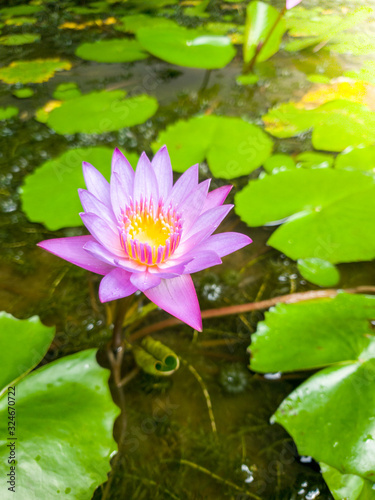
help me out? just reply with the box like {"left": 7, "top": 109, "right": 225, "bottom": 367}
{"left": 12, "top": 87, "right": 34, "bottom": 99}
{"left": 328, "top": 32, "right": 375, "bottom": 56}
{"left": 0, "top": 33, "right": 40, "bottom": 45}
{"left": 0, "top": 106, "right": 18, "bottom": 120}
{"left": 0, "top": 313, "right": 54, "bottom": 391}
{"left": 321, "top": 463, "right": 375, "bottom": 500}
{"left": 263, "top": 154, "right": 296, "bottom": 174}
{"left": 263, "top": 100, "right": 375, "bottom": 152}
{"left": 285, "top": 7, "right": 342, "bottom": 38}
{"left": 250, "top": 293, "right": 375, "bottom": 373}
{"left": 297, "top": 258, "right": 340, "bottom": 287}
{"left": 236, "top": 73, "right": 260, "bottom": 86}
{"left": 21, "top": 147, "right": 139, "bottom": 230}
{"left": 345, "top": 61, "right": 375, "bottom": 84}
{"left": 335, "top": 146, "right": 375, "bottom": 173}
{"left": 295, "top": 151, "right": 334, "bottom": 169}
{"left": 307, "top": 74, "right": 331, "bottom": 84}
{"left": 0, "top": 5, "right": 43, "bottom": 17}
{"left": 75, "top": 38, "right": 149, "bottom": 63}
{"left": 243, "top": 1, "right": 286, "bottom": 64}
{"left": 115, "top": 14, "right": 176, "bottom": 33}
{"left": 5, "top": 16, "right": 37, "bottom": 26}
{"left": 45, "top": 90, "right": 158, "bottom": 135}
{"left": 137, "top": 24, "right": 236, "bottom": 69}
{"left": 67, "top": 2, "right": 109, "bottom": 14}
{"left": 152, "top": 115, "right": 273, "bottom": 178}
{"left": 235, "top": 168, "right": 375, "bottom": 263}
{"left": 52, "top": 82, "right": 81, "bottom": 100}
{"left": 0, "top": 59, "right": 72, "bottom": 84}
{"left": 0, "top": 349, "right": 118, "bottom": 500}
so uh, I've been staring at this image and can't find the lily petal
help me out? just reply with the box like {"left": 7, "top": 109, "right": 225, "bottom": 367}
{"left": 80, "top": 212, "right": 123, "bottom": 257}
{"left": 166, "top": 163, "right": 199, "bottom": 208}
{"left": 181, "top": 250, "right": 222, "bottom": 274}
{"left": 83, "top": 240, "right": 146, "bottom": 273}
{"left": 130, "top": 271, "right": 161, "bottom": 291}
{"left": 82, "top": 161, "right": 110, "bottom": 206}
{"left": 151, "top": 145, "right": 173, "bottom": 200}
{"left": 99, "top": 268, "right": 137, "bottom": 302}
{"left": 202, "top": 185, "right": 232, "bottom": 212}
{"left": 286, "top": 0, "right": 302, "bottom": 9}
{"left": 179, "top": 179, "right": 210, "bottom": 234}
{"left": 144, "top": 275, "right": 202, "bottom": 331}
{"left": 78, "top": 189, "right": 117, "bottom": 231}
{"left": 37, "top": 236, "right": 113, "bottom": 275}
{"left": 110, "top": 148, "right": 134, "bottom": 218}
{"left": 133, "top": 152, "right": 159, "bottom": 203}
{"left": 197, "top": 232, "right": 252, "bottom": 258}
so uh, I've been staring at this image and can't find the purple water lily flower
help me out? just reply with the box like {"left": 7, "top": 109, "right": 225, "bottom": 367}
{"left": 286, "top": 0, "right": 303, "bottom": 9}
{"left": 38, "top": 147, "right": 252, "bottom": 331}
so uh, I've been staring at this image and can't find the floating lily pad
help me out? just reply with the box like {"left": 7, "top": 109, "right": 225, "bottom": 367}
{"left": 0, "top": 33, "right": 40, "bottom": 45}
{"left": 5, "top": 16, "right": 37, "bottom": 26}
{"left": 75, "top": 38, "right": 148, "bottom": 63}
{"left": 335, "top": 146, "right": 375, "bottom": 173}
{"left": 321, "top": 463, "right": 375, "bottom": 500}
{"left": 236, "top": 73, "right": 260, "bottom": 86}
{"left": 285, "top": 7, "right": 342, "bottom": 38}
{"left": 0, "top": 313, "right": 54, "bottom": 391}
{"left": 0, "top": 5, "right": 43, "bottom": 17}
{"left": 328, "top": 32, "right": 375, "bottom": 56}
{"left": 263, "top": 154, "right": 295, "bottom": 174}
{"left": 0, "top": 106, "right": 18, "bottom": 120}
{"left": 0, "top": 349, "right": 118, "bottom": 500}
{"left": 235, "top": 168, "right": 375, "bottom": 263}
{"left": 243, "top": 1, "right": 286, "bottom": 64}
{"left": 67, "top": 2, "right": 109, "bottom": 14}
{"left": 152, "top": 115, "right": 273, "bottom": 178}
{"left": 45, "top": 90, "right": 158, "bottom": 135}
{"left": 115, "top": 14, "right": 176, "bottom": 33}
{"left": 297, "top": 258, "right": 340, "bottom": 287}
{"left": 52, "top": 82, "right": 81, "bottom": 100}
{"left": 0, "top": 59, "right": 72, "bottom": 84}
{"left": 21, "top": 147, "right": 139, "bottom": 230}
{"left": 250, "top": 293, "right": 375, "bottom": 485}
{"left": 12, "top": 87, "right": 34, "bottom": 98}
{"left": 345, "top": 61, "right": 375, "bottom": 84}
{"left": 263, "top": 100, "right": 375, "bottom": 151}
{"left": 295, "top": 151, "right": 334, "bottom": 169}
{"left": 137, "top": 24, "right": 236, "bottom": 69}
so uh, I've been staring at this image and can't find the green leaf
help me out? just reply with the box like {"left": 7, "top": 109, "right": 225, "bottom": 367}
{"left": 115, "top": 14, "right": 175, "bottom": 33}
{"left": 133, "top": 336, "right": 180, "bottom": 376}
{"left": 263, "top": 154, "right": 296, "bottom": 174}
{"left": 67, "top": 2, "right": 109, "bottom": 14}
{"left": 236, "top": 73, "right": 260, "bottom": 86}
{"left": 295, "top": 152, "right": 334, "bottom": 169}
{"left": 4, "top": 16, "right": 37, "bottom": 26}
{"left": 0, "top": 349, "right": 119, "bottom": 500}
{"left": 285, "top": 7, "right": 342, "bottom": 38}
{"left": 335, "top": 146, "right": 375, "bottom": 173}
{"left": 0, "top": 313, "right": 54, "bottom": 391}
{"left": 0, "top": 106, "right": 18, "bottom": 120}
{"left": 52, "top": 82, "right": 82, "bottom": 101}
{"left": 0, "top": 59, "right": 72, "bottom": 84}
{"left": 345, "top": 61, "right": 375, "bottom": 84}
{"left": 0, "top": 33, "right": 40, "bottom": 45}
{"left": 263, "top": 100, "right": 375, "bottom": 152}
{"left": 137, "top": 25, "right": 236, "bottom": 69}
{"left": 297, "top": 258, "right": 340, "bottom": 287}
{"left": 243, "top": 1, "right": 286, "bottom": 64}
{"left": 75, "top": 39, "right": 149, "bottom": 63}
{"left": 12, "top": 87, "right": 34, "bottom": 99}
{"left": 45, "top": 90, "right": 158, "bottom": 134}
{"left": 152, "top": 115, "right": 273, "bottom": 178}
{"left": 21, "top": 147, "right": 139, "bottom": 230}
{"left": 250, "top": 293, "right": 375, "bottom": 373}
{"left": 0, "top": 5, "right": 43, "bottom": 17}
{"left": 321, "top": 463, "right": 375, "bottom": 500}
{"left": 235, "top": 168, "right": 375, "bottom": 263}
{"left": 272, "top": 359, "right": 375, "bottom": 481}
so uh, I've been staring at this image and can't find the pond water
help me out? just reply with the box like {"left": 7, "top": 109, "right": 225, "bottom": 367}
{"left": 1, "top": 0, "right": 375, "bottom": 498}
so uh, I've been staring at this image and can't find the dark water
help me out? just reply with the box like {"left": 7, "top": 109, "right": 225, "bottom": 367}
{"left": 1, "top": 0, "right": 375, "bottom": 498}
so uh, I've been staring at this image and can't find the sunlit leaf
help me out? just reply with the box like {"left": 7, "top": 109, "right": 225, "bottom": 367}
{"left": 0, "top": 106, "right": 18, "bottom": 120}
{"left": 0, "top": 33, "right": 40, "bottom": 45}
{"left": 52, "top": 82, "right": 81, "bottom": 101}
{"left": 321, "top": 463, "right": 375, "bottom": 500}
{"left": 0, "top": 313, "right": 54, "bottom": 391}
{"left": 21, "top": 147, "right": 139, "bottom": 230}
{"left": 75, "top": 38, "right": 148, "bottom": 63}
{"left": 0, "top": 5, "right": 43, "bottom": 17}
{"left": 235, "top": 168, "right": 375, "bottom": 263}
{"left": 137, "top": 25, "right": 236, "bottom": 69}
{"left": 263, "top": 154, "right": 296, "bottom": 174}
{"left": 335, "top": 146, "right": 375, "bottom": 173}
{"left": 285, "top": 6, "right": 342, "bottom": 38}
{"left": 0, "top": 349, "right": 119, "bottom": 500}
{"left": 4, "top": 16, "right": 37, "bottom": 26}
{"left": 0, "top": 59, "right": 72, "bottom": 84}
{"left": 297, "top": 258, "right": 340, "bottom": 287}
{"left": 345, "top": 61, "right": 375, "bottom": 84}
{"left": 12, "top": 88, "right": 34, "bottom": 99}
{"left": 243, "top": 1, "right": 286, "bottom": 64}
{"left": 295, "top": 151, "right": 334, "bottom": 169}
{"left": 152, "top": 115, "right": 273, "bottom": 178}
{"left": 115, "top": 14, "right": 175, "bottom": 33}
{"left": 45, "top": 90, "right": 158, "bottom": 135}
